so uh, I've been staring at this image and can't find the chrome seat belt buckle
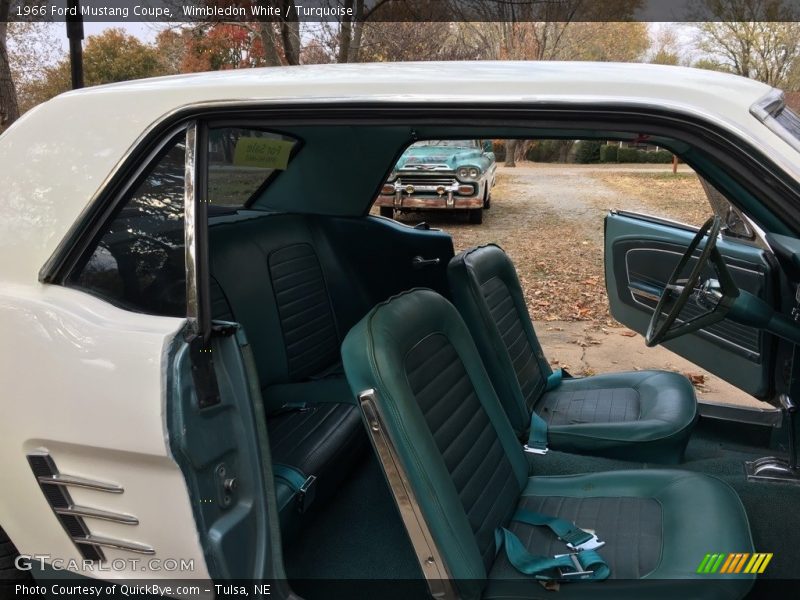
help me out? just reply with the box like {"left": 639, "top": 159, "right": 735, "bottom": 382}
{"left": 296, "top": 475, "right": 317, "bottom": 514}
{"left": 523, "top": 444, "right": 549, "bottom": 455}
{"left": 566, "top": 532, "right": 605, "bottom": 552}
{"left": 554, "top": 553, "right": 594, "bottom": 579}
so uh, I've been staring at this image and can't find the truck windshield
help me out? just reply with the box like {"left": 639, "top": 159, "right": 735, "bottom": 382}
{"left": 413, "top": 140, "right": 478, "bottom": 148}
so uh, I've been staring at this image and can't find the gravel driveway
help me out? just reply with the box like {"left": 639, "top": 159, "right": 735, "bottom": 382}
{"left": 390, "top": 163, "right": 770, "bottom": 409}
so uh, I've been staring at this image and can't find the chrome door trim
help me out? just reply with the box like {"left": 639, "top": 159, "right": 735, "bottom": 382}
{"left": 54, "top": 505, "right": 139, "bottom": 525}
{"left": 73, "top": 535, "right": 155, "bottom": 555}
{"left": 185, "top": 121, "right": 199, "bottom": 329}
{"left": 358, "top": 389, "right": 459, "bottom": 600}
{"left": 36, "top": 473, "right": 123, "bottom": 494}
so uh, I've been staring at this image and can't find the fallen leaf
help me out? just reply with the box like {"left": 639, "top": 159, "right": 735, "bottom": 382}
{"left": 620, "top": 330, "right": 637, "bottom": 337}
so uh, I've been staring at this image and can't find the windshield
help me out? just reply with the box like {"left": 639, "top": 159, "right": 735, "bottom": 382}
{"left": 412, "top": 140, "right": 479, "bottom": 149}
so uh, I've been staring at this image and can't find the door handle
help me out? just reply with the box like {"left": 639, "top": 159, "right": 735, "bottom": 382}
{"left": 412, "top": 256, "right": 441, "bottom": 269}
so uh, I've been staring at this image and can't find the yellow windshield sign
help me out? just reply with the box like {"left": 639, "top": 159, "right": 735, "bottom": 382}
{"left": 233, "top": 138, "right": 293, "bottom": 170}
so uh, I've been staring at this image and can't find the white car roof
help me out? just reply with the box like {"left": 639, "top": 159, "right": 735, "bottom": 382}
{"left": 0, "top": 61, "right": 793, "bottom": 283}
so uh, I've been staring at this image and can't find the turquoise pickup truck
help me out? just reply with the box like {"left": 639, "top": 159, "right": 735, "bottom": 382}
{"left": 375, "top": 139, "right": 497, "bottom": 224}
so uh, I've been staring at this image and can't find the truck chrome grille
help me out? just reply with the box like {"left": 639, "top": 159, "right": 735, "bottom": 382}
{"left": 397, "top": 176, "right": 457, "bottom": 187}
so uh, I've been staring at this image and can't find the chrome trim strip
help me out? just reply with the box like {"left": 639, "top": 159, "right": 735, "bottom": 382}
{"left": 73, "top": 535, "right": 155, "bottom": 555}
{"left": 55, "top": 505, "right": 139, "bottom": 525}
{"left": 37, "top": 474, "right": 123, "bottom": 494}
{"left": 628, "top": 286, "right": 661, "bottom": 302}
{"left": 358, "top": 389, "right": 459, "bottom": 600}
{"left": 185, "top": 121, "right": 199, "bottom": 329}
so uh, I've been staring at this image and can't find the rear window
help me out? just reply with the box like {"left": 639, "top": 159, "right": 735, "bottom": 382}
{"left": 207, "top": 127, "right": 298, "bottom": 207}
{"left": 775, "top": 107, "right": 800, "bottom": 142}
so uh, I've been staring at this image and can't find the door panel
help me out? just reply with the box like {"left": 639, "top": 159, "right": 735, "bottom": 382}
{"left": 168, "top": 326, "right": 282, "bottom": 583}
{"left": 605, "top": 211, "right": 776, "bottom": 398}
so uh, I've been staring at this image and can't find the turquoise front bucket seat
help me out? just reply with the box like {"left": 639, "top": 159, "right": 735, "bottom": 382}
{"left": 448, "top": 244, "right": 698, "bottom": 463}
{"left": 342, "top": 289, "right": 753, "bottom": 600}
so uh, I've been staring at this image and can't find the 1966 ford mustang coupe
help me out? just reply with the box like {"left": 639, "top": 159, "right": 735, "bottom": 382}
{"left": 374, "top": 139, "right": 497, "bottom": 223}
{"left": 1, "top": 62, "right": 800, "bottom": 600}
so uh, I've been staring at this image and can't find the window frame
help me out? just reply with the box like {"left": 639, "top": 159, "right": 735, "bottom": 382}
{"left": 62, "top": 125, "right": 191, "bottom": 317}
{"left": 203, "top": 122, "right": 302, "bottom": 209}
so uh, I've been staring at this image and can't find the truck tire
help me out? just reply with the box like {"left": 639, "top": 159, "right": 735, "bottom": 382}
{"left": 379, "top": 206, "right": 394, "bottom": 219}
{"left": 469, "top": 209, "right": 483, "bottom": 224}
{"left": 483, "top": 186, "right": 491, "bottom": 209}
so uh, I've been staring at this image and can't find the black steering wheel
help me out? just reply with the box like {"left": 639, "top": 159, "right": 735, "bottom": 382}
{"left": 645, "top": 216, "right": 740, "bottom": 347}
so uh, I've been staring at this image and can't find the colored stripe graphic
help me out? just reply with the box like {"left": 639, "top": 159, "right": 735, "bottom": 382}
{"left": 698, "top": 553, "right": 773, "bottom": 574}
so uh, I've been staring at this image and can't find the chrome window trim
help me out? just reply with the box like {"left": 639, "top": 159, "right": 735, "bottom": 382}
{"left": 751, "top": 88, "right": 800, "bottom": 155}
{"left": 185, "top": 121, "right": 199, "bottom": 329}
{"left": 358, "top": 389, "right": 459, "bottom": 600}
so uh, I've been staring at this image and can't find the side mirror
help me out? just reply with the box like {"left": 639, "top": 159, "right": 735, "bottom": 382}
{"left": 698, "top": 177, "right": 755, "bottom": 241}
{"left": 481, "top": 140, "right": 493, "bottom": 153}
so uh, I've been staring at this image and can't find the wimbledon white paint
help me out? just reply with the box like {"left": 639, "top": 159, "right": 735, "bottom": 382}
{"left": 0, "top": 284, "right": 209, "bottom": 579}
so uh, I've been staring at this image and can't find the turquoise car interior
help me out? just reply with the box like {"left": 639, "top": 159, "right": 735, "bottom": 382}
{"left": 341, "top": 288, "right": 754, "bottom": 599}
{"left": 448, "top": 244, "right": 698, "bottom": 463}
{"left": 163, "top": 121, "right": 800, "bottom": 599}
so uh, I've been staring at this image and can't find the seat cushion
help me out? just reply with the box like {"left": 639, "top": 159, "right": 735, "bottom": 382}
{"left": 485, "top": 470, "right": 754, "bottom": 599}
{"left": 536, "top": 371, "right": 698, "bottom": 463}
{"left": 268, "top": 401, "right": 366, "bottom": 533}
{"left": 343, "top": 290, "right": 753, "bottom": 600}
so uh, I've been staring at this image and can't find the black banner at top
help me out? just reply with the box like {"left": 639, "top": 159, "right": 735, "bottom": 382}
{"left": 5, "top": 0, "right": 800, "bottom": 23}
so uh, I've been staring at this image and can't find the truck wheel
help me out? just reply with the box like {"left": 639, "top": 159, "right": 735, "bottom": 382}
{"left": 379, "top": 207, "right": 394, "bottom": 219}
{"left": 483, "top": 187, "right": 491, "bottom": 209}
{"left": 469, "top": 209, "right": 483, "bottom": 224}
{"left": 0, "top": 527, "right": 31, "bottom": 581}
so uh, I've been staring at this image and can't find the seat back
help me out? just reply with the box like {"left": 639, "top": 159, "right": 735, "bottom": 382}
{"left": 209, "top": 214, "right": 344, "bottom": 401}
{"left": 342, "top": 289, "right": 529, "bottom": 598}
{"left": 448, "top": 244, "right": 552, "bottom": 435}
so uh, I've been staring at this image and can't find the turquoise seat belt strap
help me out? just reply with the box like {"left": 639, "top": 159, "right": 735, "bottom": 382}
{"left": 273, "top": 463, "right": 317, "bottom": 514}
{"left": 273, "top": 463, "right": 307, "bottom": 492}
{"left": 525, "top": 412, "right": 549, "bottom": 454}
{"left": 494, "top": 508, "right": 610, "bottom": 581}
{"left": 497, "top": 528, "right": 610, "bottom": 581}
{"left": 526, "top": 368, "right": 570, "bottom": 453}
{"left": 545, "top": 368, "right": 563, "bottom": 391}
{"left": 512, "top": 508, "right": 595, "bottom": 547}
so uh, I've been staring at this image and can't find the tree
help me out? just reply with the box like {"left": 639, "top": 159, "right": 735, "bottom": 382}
{"left": 9, "top": 23, "right": 66, "bottom": 112}
{"left": 694, "top": 0, "right": 800, "bottom": 87}
{"left": 24, "top": 29, "right": 168, "bottom": 107}
{"left": 649, "top": 25, "right": 682, "bottom": 66}
{"left": 0, "top": 0, "right": 20, "bottom": 131}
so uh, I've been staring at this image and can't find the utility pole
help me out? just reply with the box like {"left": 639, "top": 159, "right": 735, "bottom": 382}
{"left": 66, "top": 0, "right": 84, "bottom": 89}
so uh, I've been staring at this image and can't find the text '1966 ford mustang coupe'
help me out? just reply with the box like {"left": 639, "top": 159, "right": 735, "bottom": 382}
{"left": 374, "top": 139, "right": 497, "bottom": 223}
{"left": 1, "top": 61, "right": 800, "bottom": 600}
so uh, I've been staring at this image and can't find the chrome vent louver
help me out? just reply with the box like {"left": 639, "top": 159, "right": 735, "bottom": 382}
{"left": 27, "top": 453, "right": 154, "bottom": 561}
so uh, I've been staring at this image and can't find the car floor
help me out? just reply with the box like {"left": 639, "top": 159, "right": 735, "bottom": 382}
{"left": 283, "top": 417, "right": 799, "bottom": 598}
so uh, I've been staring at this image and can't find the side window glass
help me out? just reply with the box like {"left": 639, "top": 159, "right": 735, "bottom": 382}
{"left": 207, "top": 127, "right": 297, "bottom": 207}
{"left": 68, "top": 132, "right": 187, "bottom": 317}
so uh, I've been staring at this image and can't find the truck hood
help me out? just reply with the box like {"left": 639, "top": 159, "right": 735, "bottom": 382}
{"left": 397, "top": 146, "right": 481, "bottom": 170}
